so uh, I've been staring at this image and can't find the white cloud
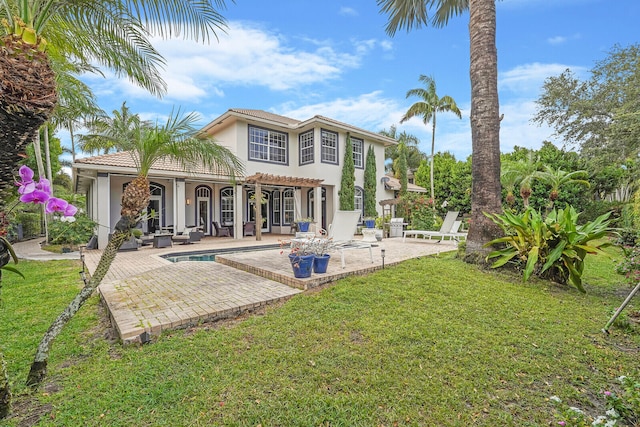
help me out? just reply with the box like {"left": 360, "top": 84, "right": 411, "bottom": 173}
{"left": 339, "top": 7, "right": 358, "bottom": 17}
{"left": 547, "top": 36, "right": 567, "bottom": 45}
{"left": 498, "top": 62, "right": 583, "bottom": 96}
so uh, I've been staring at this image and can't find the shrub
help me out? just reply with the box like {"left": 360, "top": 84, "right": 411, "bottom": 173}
{"left": 580, "top": 200, "right": 624, "bottom": 226}
{"left": 485, "top": 206, "right": 612, "bottom": 292}
{"left": 616, "top": 245, "right": 640, "bottom": 284}
{"left": 48, "top": 214, "right": 96, "bottom": 245}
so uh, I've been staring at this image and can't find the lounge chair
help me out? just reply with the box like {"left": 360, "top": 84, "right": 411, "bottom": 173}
{"left": 213, "top": 221, "right": 231, "bottom": 237}
{"left": 172, "top": 227, "right": 202, "bottom": 245}
{"left": 327, "top": 210, "right": 374, "bottom": 268}
{"left": 402, "top": 211, "right": 464, "bottom": 243}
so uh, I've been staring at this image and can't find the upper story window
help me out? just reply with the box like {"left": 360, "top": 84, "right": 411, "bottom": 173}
{"left": 249, "top": 125, "right": 287, "bottom": 164}
{"left": 352, "top": 137, "right": 364, "bottom": 169}
{"left": 299, "top": 130, "right": 314, "bottom": 165}
{"left": 321, "top": 129, "right": 338, "bottom": 164}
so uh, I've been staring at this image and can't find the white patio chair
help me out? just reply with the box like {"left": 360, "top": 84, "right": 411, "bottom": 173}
{"left": 327, "top": 210, "right": 374, "bottom": 268}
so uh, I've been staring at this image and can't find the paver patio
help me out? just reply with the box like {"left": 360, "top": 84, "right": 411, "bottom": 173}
{"left": 79, "top": 235, "right": 457, "bottom": 344}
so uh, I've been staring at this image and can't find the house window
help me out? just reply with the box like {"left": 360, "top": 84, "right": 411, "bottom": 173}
{"left": 249, "top": 125, "right": 287, "bottom": 164}
{"left": 220, "top": 187, "right": 234, "bottom": 225}
{"left": 283, "top": 189, "right": 294, "bottom": 225}
{"left": 352, "top": 137, "right": 364, "bottom": 169}
{"left": 321, "top": 129, "right": 338, "bottom": 164}
{"left": 355, "top": 186, "right": 364, "bottom": 222}
{"left": 272, "top": 190, "right": 281, "bottom": 225}
{"left": 299, "top": 130, "right": 314, "bottom": 165}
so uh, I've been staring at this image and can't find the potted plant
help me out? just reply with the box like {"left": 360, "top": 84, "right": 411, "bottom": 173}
{"left": 295, "top": 217, "right": 314, "bottom": 233}
{"left": 364, "top": 216, "right": 376, "bottom": 228}
{"left": 310, "top": 236, "right": 334, "bottom": 274}
{"left": 280, "top": 238, "right": 315, "bottom": 278}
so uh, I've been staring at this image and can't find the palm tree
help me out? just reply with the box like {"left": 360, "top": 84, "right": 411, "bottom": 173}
{"left": 378, "top": 0, "right": 502, "bottom": 259}
{"left": 379, "top": 126, "right": 425, "bottom": 174}
{"left": 26, "top": 107, "right": 244, "bottom": 388}
{"left": 0, "top": 0, "right": 231, "bottom": 207}
{"left": 536, "top": 165, "right": 590, "bottom": 207}
{"left": 501, "top": 153, "right": 540, "bottom": 208}
{"left": 400, "top": 74, "right": 462, "bottom": 201}
{"left": 78, "top": 102, "right": 142, "bottom": 155}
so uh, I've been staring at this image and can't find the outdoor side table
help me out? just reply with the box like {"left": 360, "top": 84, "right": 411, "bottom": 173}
{"left": 153, "top": 234, "right": 173, "bottom": 248}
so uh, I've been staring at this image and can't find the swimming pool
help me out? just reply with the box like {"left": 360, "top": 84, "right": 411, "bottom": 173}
{"left": 161, "top": 244, "right": 281, "bottom": 263}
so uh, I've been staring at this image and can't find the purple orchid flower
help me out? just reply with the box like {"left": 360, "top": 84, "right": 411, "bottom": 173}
{"left": 18, "top": 165, "right": 34, "bottom": 183}
{"left": 36, "top": 178, "right": 52, "bottom": 196}
{"left": 45, "top": 197, "right": 69, "bottom": 214}
{"left": 63, "top": 204, "right": 78, "bottom": 217}
{"left": 20, "top": 189, "right": 50, "bottom": 204}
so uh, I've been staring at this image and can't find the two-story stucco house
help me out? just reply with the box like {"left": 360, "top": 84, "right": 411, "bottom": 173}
{"left": 73, "top": 109, "right": 400, "bottom": 249}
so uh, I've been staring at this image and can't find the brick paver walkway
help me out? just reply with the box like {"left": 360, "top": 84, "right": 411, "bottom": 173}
{"left": 76, "top": 235, "right": 456, "bottom": 344}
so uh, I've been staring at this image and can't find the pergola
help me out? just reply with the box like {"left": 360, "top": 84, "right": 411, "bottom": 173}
{"left": 244, "top": 173, "right": 324, "bottom": 240}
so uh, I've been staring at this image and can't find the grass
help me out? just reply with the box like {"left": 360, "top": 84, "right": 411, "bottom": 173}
{"left": 1, "top": 245, "right": 639, "bottom": 426}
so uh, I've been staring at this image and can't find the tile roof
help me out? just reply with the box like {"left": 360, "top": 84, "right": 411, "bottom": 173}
{"left": 75, "top": 151, "right": 238, "bottom": 177}
{"left": 228, "top": 109, "right": 301, "bottom": 126}
{"left": 382, "top": 175, "right": 427, "bottom": 193}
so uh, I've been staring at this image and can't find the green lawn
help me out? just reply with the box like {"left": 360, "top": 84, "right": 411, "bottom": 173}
{"left": 1, "top": 246, "right": 639, "bottom": 426}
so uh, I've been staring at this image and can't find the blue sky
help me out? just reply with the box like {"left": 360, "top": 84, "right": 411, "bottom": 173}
{"left": 68, "top": 0, "right": 639, "bottom": 163}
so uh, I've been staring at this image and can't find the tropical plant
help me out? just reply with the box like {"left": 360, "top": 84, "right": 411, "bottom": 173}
{"left": 0, "top": 0, "right": 231, "bottom": 205}
{"left": 379, "top": 125, "right": 425, "bottom": 174}
{"left": 364, "top": 145, "right": 378, "bottom": 218}
{"left": 47, "top": 213, "right": 95, "bottom": 246}
{"left": 401, "top": 74, "right": 462, "bottom": 202}
{"left": 378, "top": 0, "right": 503, "bottom": 260}
{"left": 397, "top": 143, "right": 408, "bottom": 196}
{"left": 26, "top": 107, "right": 244, "bottom": 388}
{"left": 536, "top": 165, "right": 590, "bottom": 207}
{"left": 501, "top": 153, "right": 540, "bottom": 208}
{"left": 339, "top": 132, "right": 355, "bottom": 210}
{"left": 485, "top": 206, "right": 612, "bottom": 293}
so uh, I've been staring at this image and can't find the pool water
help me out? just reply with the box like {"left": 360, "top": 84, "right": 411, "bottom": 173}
{"left": 162, "top": 244, "right": 280, "bottom": 263}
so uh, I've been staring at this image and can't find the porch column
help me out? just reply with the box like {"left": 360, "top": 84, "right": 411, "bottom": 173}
{"left": 314, "top": 186, "right": 322, "bottom": 232}
{"left": 175, "top": 178, "right": 186, "bottom": 233}
{"left": 234, "top": 183, "right": 243, "bottom": 239}
{"left": 255, "top": 182, "right": 262, "bottom": 241}
{"left": 96, "top": 172, "right": 110, "bottom": 249}
{"left": 294, "top": 188, "right": 302, "bottom": 220}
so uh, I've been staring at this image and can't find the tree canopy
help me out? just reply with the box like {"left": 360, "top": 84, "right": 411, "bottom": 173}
{"left": 533, "top": 43, "right": 640, "bottom": 166}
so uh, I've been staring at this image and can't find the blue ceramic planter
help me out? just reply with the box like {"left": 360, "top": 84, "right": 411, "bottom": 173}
{"left": 289, "top": 253, "right": 314, "bottom": 278}
{"left": 313, "top": 254, "right": 331, "bottom": 274}
{"left": 297, "top": 221, "right": 310, "bottom": 232}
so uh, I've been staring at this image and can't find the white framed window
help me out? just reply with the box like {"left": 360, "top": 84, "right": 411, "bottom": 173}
{"left": 272, "top": 190, "right": 281, "bottom": 225}
{"left": 355, "top": 186, "right": 364, "bottom": 222}
{"left": 220, "top": 187, "right": 234, "bottom": 225}
{"left": 321, "top": 129, "right": 338, "bottom": 164}
{"left": 249, "top": 125, "right": 287, "bottom": 164}
{"left": 299, "top": 130, "right": 314, "bottom": 165}
{"left": 283, "top": 189, "right": 295, "bottom": 225}
{"left": 352, "top": 137, "right": 364, "bottom": 169}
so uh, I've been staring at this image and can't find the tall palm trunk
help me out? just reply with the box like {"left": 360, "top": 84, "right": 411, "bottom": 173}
{"left": 430, "top": 115, "right": 436, "bottom": 201}
{"left": 27, "top": 175, "right": 151, "bottom": 388}
{"left": 465, "top": 0, "right": 503, "bottom": 260}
